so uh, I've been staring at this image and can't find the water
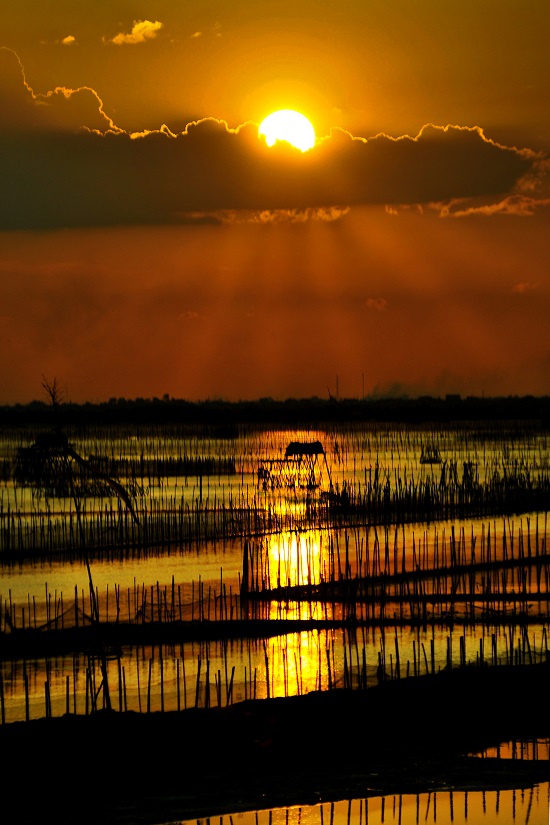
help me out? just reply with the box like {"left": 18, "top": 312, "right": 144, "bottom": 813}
{"left": 2, "top": 514, "right": 547, "bottom": 618}
{"left": 175, "top": 785, "right": 550, "bottom": 825}
{"left": 1, "top": 510, "right": 548, "bottom": 722}
{"left": 0, "top": 422, "right": 548, "bottom": 818}
{"left": 3, "top": 612, "right": 549, "bottom": 722}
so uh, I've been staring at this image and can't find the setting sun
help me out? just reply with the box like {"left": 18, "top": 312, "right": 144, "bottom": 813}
{"left": 258, "top": 109, "right": 316, "bottom": 152}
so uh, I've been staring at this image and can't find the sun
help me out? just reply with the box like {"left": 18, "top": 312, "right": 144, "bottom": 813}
{"left": 258, "top": 110, "right": 316, "bottom": 152}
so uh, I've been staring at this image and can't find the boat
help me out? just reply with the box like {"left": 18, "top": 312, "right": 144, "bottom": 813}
{"left": 419, "top": 445, "right": 442, "bottom": 464}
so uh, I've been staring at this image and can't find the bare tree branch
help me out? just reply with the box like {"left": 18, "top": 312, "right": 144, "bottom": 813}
{"left": 41, "top": 375, "right": 65, "bottom": 409}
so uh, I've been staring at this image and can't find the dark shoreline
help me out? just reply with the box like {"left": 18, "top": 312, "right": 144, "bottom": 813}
{"left": 1, "top": 393, "right": 549, "bottom": 429}
{"left": 1, "top": 663, "right": 548, "bottom": 824}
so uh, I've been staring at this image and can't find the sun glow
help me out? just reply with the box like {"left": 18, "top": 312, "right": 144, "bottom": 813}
{"left": 258, "top": 110, "right": 316, "bottom": 152}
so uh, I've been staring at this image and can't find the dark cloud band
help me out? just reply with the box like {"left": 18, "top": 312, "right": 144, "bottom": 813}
{"left": 0, "top": 49, "right": 539, "bottom": 229}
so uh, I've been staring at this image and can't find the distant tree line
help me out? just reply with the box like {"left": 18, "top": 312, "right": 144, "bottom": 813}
{"left": 0, "top": 394, "right": 549, "bottom": 428}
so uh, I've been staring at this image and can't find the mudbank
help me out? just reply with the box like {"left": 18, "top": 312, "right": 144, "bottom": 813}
{"left": 1, "top": 663, "right": 548, "bottom": 824}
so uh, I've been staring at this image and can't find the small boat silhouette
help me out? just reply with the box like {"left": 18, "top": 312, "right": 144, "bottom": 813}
{"left": 420, "top": 445, "right": 442, "bottom": 464}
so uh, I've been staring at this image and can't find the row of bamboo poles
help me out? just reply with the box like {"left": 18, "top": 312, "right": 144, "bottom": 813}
{"left": 1, "top": 622, "right": 547, "bottom": 722}
{"left": 0, "top": 575, "right": 244, "bottom": 633}
{"left": 1, "top": 516, "right": 548, "bottom": 634}
{"left": 0, "top": 491, "right": 263, "bottom": 557}
{"left": 0, "top": 565, "right": 547, "bottom": 641}
{"left": 243, "top": 520, "right": 550, "bottom": 624}
{"left": 1, "top": 466, "right": 549, "bottom": 558}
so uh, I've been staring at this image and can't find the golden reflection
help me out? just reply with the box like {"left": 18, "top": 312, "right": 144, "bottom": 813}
{"left": 267, "top": 530, "right": 324, "bottom": 588}
{"left": 266, "top": 630, "right": 335, "bottom": 696}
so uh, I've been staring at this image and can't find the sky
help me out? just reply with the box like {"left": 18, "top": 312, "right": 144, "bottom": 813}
{"left": 1, "top": 1, "right": 549, "bottom": 404}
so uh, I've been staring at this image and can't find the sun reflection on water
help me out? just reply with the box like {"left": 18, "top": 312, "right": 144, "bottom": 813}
{"left": 267, "top": 531, "right": 324, "bottom": 589}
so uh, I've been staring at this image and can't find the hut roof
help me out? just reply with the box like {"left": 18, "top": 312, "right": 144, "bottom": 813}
{"left": 284, "top": 441, "right": 325, "bottom": 457}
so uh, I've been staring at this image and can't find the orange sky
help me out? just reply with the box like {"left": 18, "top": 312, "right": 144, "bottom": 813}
{"left": 1, "top": 3, "right": 549, "bottom": 403}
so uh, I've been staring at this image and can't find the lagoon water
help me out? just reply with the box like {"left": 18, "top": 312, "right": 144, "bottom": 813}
{"left": 1, "top": 421, "right": 548, "bottom": 819}
{"left": 1, "top": 514, "right": 548, "bottom": 721}
{"left": 176, "top": 786, "right": 550, "bottom": 825}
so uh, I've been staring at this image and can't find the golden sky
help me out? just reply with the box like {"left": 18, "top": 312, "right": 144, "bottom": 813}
{"left": 1, "top": 2, "right": 549, "bottom": 403}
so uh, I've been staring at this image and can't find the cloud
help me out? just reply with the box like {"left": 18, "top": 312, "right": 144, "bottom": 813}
{"left": 109, "top": 20, "right": 163, "bottom": 45}
{"left": 433, "top": 194, "right": 550, "bottom": 218}
{"left": 0, "top": 50, "right": 545, "bottom": 230}
{"left": 0, "top": 47, "right": 120, "bottom": 133}
{"left": 189, "top": 23, "right": 221, "bottom": 40}
{"left": 192, "top": 206, "right": 351, "bottom": 224}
